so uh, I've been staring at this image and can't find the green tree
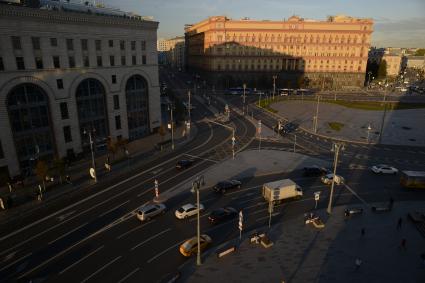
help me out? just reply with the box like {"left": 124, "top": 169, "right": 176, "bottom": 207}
{"left": 414, "top": 49, "right": 425, "bottom": 56}
{"left": 377, "top": 60, "right": 387, "bottom": 79}
{"left": 35, "top": 160, "right": 48, "bottom": 191}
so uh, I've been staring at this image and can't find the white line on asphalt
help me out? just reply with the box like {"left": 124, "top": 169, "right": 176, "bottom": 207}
{"left": 98, "top": 200, "right": 130, "bottom": 218}
{"left": 48, "top": 222, "right": 88, "bottom": 245}
{"left": 256, "top": 213, "right": 280, "bottom": 222}
{"left": 343, "top": 184, "right": 369, "bottom": 207}
{"left": 117, "top": 267, "right": 140, "bottom": 283}
{"left": 116, "top": 221, "right": 155, "bottom": 240}
{"left": 238, "top": 195, "right": 263, "bottom": 205}
{"left": 184, "top": 153, "right": 219, "bottom": 163}
{"left": 249, "top": 208, "right": 268, "bottom": 216}
{"left": 226, "top": 185, "right": 262, "bottom": 196}
{"left": 243, "top": 202, "right": 264, "bottom": 210}
{"left": 80, "top": 255, "right": 121, "bottom": 283}
{"left": 58, "top": 245, "right": 104, "bottom": 275}
{"left": 0, "top": 252, "right": 32, "bottom": 272}
{"left": 147, "top": 241, "right": 184, "bottom": 264}
{"left": 130, "top": 228, "right": 172, "bottom": 251}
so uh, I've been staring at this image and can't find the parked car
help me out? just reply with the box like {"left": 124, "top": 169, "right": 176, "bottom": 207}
{"left": 176, "top": 159, "right": 194, "bottom": 170}
{"left": 175, "top": 203, "right": 205, "bottom": 219}
{"left": 208, "top": 207, "right": 238, "bottom": 224}
{"left": 371, "top": 164, "right": 398, "bottom": 175}
{"left": 136, "top": 204, "right": 166, "bottom": 222}
{"left": 321, "top": 173, "right": 345, "bottom": 185}
{"left": 212, "top": 180, "right": 242, "bottom": 193}
{"left": 303, "top": 166, "right": 330, "bottom": 177}
{"left": 179, "top": 234, "right": 212, "bottom": 257}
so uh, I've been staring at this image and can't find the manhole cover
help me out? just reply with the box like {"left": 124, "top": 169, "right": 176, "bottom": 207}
{"left": 402, "top": 126, "right": 411, "bottom": 130}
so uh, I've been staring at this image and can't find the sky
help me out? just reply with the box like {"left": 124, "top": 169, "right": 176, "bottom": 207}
{"left": 102, "top": 0, "right": 425, "bottom": 48}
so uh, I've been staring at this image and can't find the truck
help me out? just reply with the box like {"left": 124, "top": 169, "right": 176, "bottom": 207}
{"left": 400, "top": 171, "right": 425, "bottom": 189}
{"left": 262, "top": 179, "right": 303, "bottom": 203}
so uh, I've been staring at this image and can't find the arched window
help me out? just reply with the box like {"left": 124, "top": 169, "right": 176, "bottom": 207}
{"left": 126, "top": 75, "right": 150, "bottom": 140}
{"left": 76, "top": 79, "right": 109, "bottom": 145}
{"left": 7, "top": 84, "right": 54, "bottom": 173}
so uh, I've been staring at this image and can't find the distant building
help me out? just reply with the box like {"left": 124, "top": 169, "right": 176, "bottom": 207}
{"left": 157, "top": 36, "right": 185, "bottom": 69}
{"left": 405, "top": 55, "right": 425, "bottom": 70}
{"left": 185, "top": 15, "right": 373, "bottom": 90}
{"left": 368, "top": 47, "right": 402, "bottom": 77}
{"left": 0, "top": 3, "right": 161, "bottom": 179}
{"left": 383, "top": 52, "right": 402, "bottom": 77}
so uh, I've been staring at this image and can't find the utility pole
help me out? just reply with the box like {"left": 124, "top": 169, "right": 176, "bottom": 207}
{"left": 313, "top": 95, "right": 321, "bottom": 133}
{"left": 242, "top": 83, "right": 246, "bottom": 115}
{"left": 272, "top": 75, "right": 277, "bottom": 101}
{"left": 327, "top": 143, "right": 344, "bottom": 214}
{"left": 192, "top": 175, "right": 204, "bottom": 266}
{"left": 188, "top": 90, "right": 191, "bottom": 138}
{"left": 168, "top": 104, "right": 174, "bottom": 150}
{"left": 84, "top": 129, "right": 97, "bottom": 183}
{"left": 378, "top": 84, "right": 388, "bottom": 144}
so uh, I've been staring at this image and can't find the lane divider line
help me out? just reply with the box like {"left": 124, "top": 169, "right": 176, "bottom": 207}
{"left": 58, "top": 245, "right": 104, "bottom": 275}
{"left": 80, "top": 255, "right": 121, "bottom": 283}
{"left": 130, "top": 228, "right": 172, "bottom": 251}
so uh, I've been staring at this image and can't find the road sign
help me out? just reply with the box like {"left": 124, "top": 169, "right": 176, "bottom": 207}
{"left": 155, "top": 179, "right": 159, "bottom": 198}
{"left": 314, "top": 191, "right": 321, "bottom": 209}
{"left": 238, "top": 210, "right": 243, "bottom": 231}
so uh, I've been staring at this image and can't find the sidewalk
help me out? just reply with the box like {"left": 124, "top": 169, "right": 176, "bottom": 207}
{"left": 180, "top": 202, "right": 425, "bottom": 283}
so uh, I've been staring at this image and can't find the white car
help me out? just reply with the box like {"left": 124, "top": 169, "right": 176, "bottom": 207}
{"left": 175, "top": 203, "right": 205, "bottom": 219}
{"left": 321, "top": 173, "right": 345, "bottom": 185}
{"left": 371, "top": 165, "right": 398, "bottom": 175}
{"left": 136, "top": 203, "right": 166, "bottom": 222}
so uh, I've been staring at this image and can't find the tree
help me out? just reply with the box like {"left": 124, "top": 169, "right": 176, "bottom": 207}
{"left": 35, "top": 160, "right": 48, "bottom": 191}
{"left": 53, "top": 156, "right": 65, "bottom": 184}
{"left": 377, "top": 60, "right": 387, "bottom": 79}
{"left": 414, "top": 49, "right": 425, "bottom": 56}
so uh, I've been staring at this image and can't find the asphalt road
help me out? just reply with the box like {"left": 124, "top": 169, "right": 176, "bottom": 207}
{"left": 1, "top": 69, "right": 424, "bottom": 283}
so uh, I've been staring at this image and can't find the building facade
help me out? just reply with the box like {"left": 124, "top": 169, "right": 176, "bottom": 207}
{"left": 406, "top": 56, "right": 425, "bottom": 70}
{"left": 0, "top": 4, "right": 161, "bottom": 179}
{"left": 185, "top": 15, "right": 373, "bottom": 89}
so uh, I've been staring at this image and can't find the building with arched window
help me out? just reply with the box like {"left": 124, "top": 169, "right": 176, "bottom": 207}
{"left": 0, "top": 4, "right": 161, "bottom": 179}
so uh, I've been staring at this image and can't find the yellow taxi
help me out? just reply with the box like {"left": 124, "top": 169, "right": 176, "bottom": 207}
{"left": 179, "top": 234, "right": 212, "bottom": 257}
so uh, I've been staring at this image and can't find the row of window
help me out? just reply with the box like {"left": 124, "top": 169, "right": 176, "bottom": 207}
{"left": 214, "top": 34, "right": 367, "bottom": 44}
{"left": 11, "top": 36, "right": 146, "bottom": 52}
{"left": 0, "top": 55, "right": 147, "bottom": 71}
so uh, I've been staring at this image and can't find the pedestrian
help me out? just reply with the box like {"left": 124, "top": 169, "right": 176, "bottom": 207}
{"left": 397, "top": 217, "right": 402, "bottom": 230}
{"left": 361, "top": 228, "right": 365, "bottom": 237}
{"left": 355, "top": 258, "right": 362, "bottom": 270}
{"left": 400, "top": 238, "right": 407, "bottom": 250}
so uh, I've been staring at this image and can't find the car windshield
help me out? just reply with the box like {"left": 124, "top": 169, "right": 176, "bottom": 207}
{"left": 177, "top": 207, "right": 185, "bottom": 213}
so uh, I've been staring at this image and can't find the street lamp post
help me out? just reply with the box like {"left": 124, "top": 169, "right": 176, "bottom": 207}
{"left": 368, "top": 71, "right": 372, "bottom": 86}
{"left": 327, "top": 143, "right": 345, "bottom": 214}
{"left": 168, "top": 103, "right": 175, "bottom": 150}
{"left": 242, "top": 83, "right": 246, "bottom": 115}
{"left": 272, "top": 75, "right": 277, "bottom": 101}
{"left": 378, "top": 84, "right": 389, "bottom": 144}
{"left": 84, "top": 128, "right": 97, "bottom": 183}
{"left": 313, "top": 95, "right": 321, "bottom": 133}
{"left": 192, "top": 175, "right": 205, "bottom": 266}
{"left": 188, "top": 90, "right": 191, "bottom": 138}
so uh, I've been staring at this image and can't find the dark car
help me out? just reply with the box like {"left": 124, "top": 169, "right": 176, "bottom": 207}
{"left": 208, "top": 207, "right": 238, "bottom": 224}
{"left": 176, "top": 159, "right": 194, "bottom": 170}
{"left": 303, "top": 166, "right": 329, "bottom": 177}
{"left": 213, "top": 180, "right": 242, "bottom": 193}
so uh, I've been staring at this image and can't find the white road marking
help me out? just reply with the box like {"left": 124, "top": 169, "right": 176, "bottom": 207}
{"left": 0, "top": 252, "right": 32, "bottom": 272}
{"left": 238, "top": 195, "right": 263, "bottom": 205}
{"left": 188, "top": 214, "right": 209, "bottom": 222}
{"left": 58, "top": 245, "right": 104, "bottom": 275}
{"left": 56, "top": 211, "right": 75, "bottom": 221}
{"left": 116, "top": 221, "right": 155, "bottom": 240}
{"left": 48, "top": 222, "right": 88, "bottom": 245}
{"left": 256, "top": 212, "right": 281, "bottom": 222}
{"left": 147, "top": 240, "right": 185, "bottom": 264}
{"left": 244, "top": 202, "right": 265, "bottom": 210}
{"left": 98, "top": 200, "right": 130, "bottom": 218}
{"left": 184, "top": 153, "right": 219, "bottom": 163}
{"left": 117, "top": 267, "right": 140, "bottom": 283}
{"left": 130, "top": 228, "right": 172, "bottom": 251}
{"left": 80, "top": 255, "right": 121, "bottom": 283}
{"left": 226, "top": 185, "right": 262, "bottom": 196}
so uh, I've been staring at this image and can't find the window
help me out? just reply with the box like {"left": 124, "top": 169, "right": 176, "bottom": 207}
{"left": 97, "top": 56, "right": 102, "bottom": 67}
{"left": 11, "top": 36, "right": 21, "bottom": 50}
{"left": 113, "top": 95, "right": 120, "bottom": 109}
{"left": 16, "top": 57, "right": 25, "bottom": 70}
{"left": 108, "top": 40, "right": 114, "bottom": 47}
{"left": 142, "top": 55, "right": 146, "bottom": 65}
{"left": 83, "top": 56, "right": 89, "bottom": 67}
{"left": 53, "top": 56, "right": 60, "bottom": 68}
{"left": 132, "top": 55, "right": 136, "bottom": 65}
{"left": 32, "top": 37, "right": 40, "bottom": 50}
{"left": 112, "top": 75, "right": 117, "bottom": 84}
{"left": 60, "top": 102, "right": 69, "bottom": 119}
{"left": 66, "top": 39, "right": 74, "bottom": 51}
{"left": 68, "top": 56, "right": 75, "bottom": 68}
{"left": 50, "top": 38, "right": 57, "bottom": 47}
{"left": 63, "top": 126, "right": 72, "bottom": 143}
{"left": 141, "top": 40, "right": 146, "bottom": 51}
{"left": 57, "top": 79, "right": 64, "bottom": 89}
{"left": 120, "top": 40, "right": 125, "bottom": 50}
{"left": 121, "top": 56, "right": 126, "bottom": 66}
{"left": 95, "top": 40, "right": 101, "bottom": 51}
{"left": 110, "top": 55, "right": 115, "bottom": 66}
{"left": 115, "top": 115, "right": 121, "bottom": 130}
{"left": 35, "top": 57, "right": 43, "bottom": 69}
{"left": 0, "top": 57, "right": 4, "bottom": 71}
{"left": 131, "top": 41, "right": 136, "bottom": 50}
{"left": 81, "top": 39, "right": 88, "bottom": 51}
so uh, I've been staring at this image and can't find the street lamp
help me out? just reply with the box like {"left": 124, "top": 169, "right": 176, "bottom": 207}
{"left": 192, "top": 175, "right": 205, "bottom": 266}
{"left": 327, "top": 142, "right": 345, "bottom": 214}
{"left": 272, "top": 75, "right": 277, "bottom": 101}
{"left": 168, "top": 103, "right": 175, "bottom": 150}
{"left": 83, "top": 128, "right": 97, "bottom": 183}
{"left": 367, "top": 124, "right": 372, "bottom": 143}
{"left": 378, "top": 83, "right": 389, "bottom": 144}
{"left": 313, "top": 95, "right": 321, "bottom": 133}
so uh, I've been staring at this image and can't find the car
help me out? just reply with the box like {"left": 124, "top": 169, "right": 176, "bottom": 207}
{"left": 179, "top": 234, "right": 212, "bottom": 257}
{"left": 212, "top": 180, "right": 242, "bottom": 193}
{"left": 176, "top": 159, "right": 194, "bottom": 170}
{"left": 321, "top": 173, "right": 345, "bottom": 185}
{"left": 175, "top": 203, "right": 205, "bottom": 219}
{"left": 371, "top": 164, "right": 398, "bottom": 175}
{"left": 136, "top": 203, "right": 166, "bottom": 222}
{"left": 208, "top": 207, "right": 238, "bottom": 224}
{"left": 303, "top": 166, "right": 330, "bottom": 177}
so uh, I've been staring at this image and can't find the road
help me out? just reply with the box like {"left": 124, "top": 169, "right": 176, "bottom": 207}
{"left": 1, "top": 68, "right": 424, "bottom": 283}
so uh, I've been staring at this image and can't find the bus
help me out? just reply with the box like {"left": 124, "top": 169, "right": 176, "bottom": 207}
{"left": 400, "top": 171, "right": 425, "bottom": 189}
{"left": 225, "top": 87, "right": 252, "bottom": 95}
